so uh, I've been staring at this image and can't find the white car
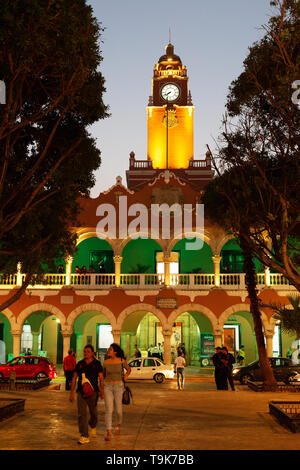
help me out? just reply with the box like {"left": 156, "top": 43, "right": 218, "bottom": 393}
{"left": 128, "top": 357, "right": 175, "bottom": 383}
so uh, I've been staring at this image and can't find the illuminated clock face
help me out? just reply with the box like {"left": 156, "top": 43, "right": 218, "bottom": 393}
{"left": 161, "top": 83, "right": 180, "bottom": 102}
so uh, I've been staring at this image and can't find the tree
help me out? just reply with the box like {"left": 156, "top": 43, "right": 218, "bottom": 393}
{"left": 209, "top": 0, "right": 300, "bottom": 290}
{"left": 0, "top": 0, "right": 108, "bottom": 310}
{"left": 264, "top": 295, "right": 300, "bottom": 340}
{"left": 203, "top": 172, "right": 278, "bottom": 390}
{"left": 202, "top": 0, "right": 300, "bottom": 388}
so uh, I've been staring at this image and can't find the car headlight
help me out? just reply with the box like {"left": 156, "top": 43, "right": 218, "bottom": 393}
{"left": 232, "top": 369, "right": 240, "bottom": 375}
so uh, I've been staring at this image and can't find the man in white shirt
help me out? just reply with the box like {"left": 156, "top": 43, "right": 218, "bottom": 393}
{"left": 174, "top": 352, "right": 186, "bottom": 390}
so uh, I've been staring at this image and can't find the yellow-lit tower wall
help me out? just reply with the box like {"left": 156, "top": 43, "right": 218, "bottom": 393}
{"left": 147, "top": 44, "right": 194, "bottom": 169}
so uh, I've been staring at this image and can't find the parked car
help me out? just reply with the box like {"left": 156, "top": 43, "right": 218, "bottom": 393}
{"left": 232, "top": 357, "right": 300, "bottom": 385}
{"left": 0, "top": 356, "right": 57, "bottom": 380}
{"left": 127, "top": 357, "right": 175, "bottom": 383}
{"left": 288, "top": 373, "right": 300, "bottom": 385}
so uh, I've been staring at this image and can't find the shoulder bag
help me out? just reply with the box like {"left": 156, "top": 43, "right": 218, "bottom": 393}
{"left": 121, "top": 361, "right": 133, "bottom": 405}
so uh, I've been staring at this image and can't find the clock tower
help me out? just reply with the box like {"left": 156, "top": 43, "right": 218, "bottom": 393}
{"left": 126, "top": 42, "right": 214, "bottom": 191}
{"left": 147, "top": 43, "right": 194, "bottom": 169}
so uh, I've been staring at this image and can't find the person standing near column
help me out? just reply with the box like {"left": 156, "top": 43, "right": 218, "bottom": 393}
{"left": 103, "top": 343, "right": 131, "bottom": 441}
{"left": 212, "top": 347, "right": 228, "bottom": 390}
{"left": 63, "top": 349, "right": 76, "bottom": 391}
{"left": 221, "top": 346, "right": 236, "bottom": 391}
{"left": 69, "top": 344, "right": 104, "bottom": 445}
{"left": 174, "top": 351, "right": 186, "bottom": 391}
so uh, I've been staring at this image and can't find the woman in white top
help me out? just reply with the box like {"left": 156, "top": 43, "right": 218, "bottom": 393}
{"left": 174, "top": 352, "right": 186, "bottom": 390}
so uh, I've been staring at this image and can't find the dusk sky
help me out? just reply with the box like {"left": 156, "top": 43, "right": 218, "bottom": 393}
{"left": 88, "top": 0, "right": 273, "bottom": 198}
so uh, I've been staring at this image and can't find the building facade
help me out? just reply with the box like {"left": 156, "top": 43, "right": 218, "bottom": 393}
{"left": 0, "top": 44, "right": 297, "bottom": 368}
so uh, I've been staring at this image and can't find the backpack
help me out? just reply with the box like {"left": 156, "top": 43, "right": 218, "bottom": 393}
{"left": 81, "top": 372, "right": 94, "bottom": 398}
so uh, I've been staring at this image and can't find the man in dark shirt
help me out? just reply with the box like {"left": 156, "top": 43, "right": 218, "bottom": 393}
{"left": 221, "top": 346, "right": 236, "bottom": 391}
{"left": 212, "top": 347, "right": 228, "bottom": 390}
{"left": 70, "top": 344, "right": 104, "bottom": 445}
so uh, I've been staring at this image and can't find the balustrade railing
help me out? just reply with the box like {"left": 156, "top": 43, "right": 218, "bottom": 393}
{"left": 220, "top": 273, "right": 243, "bottom": 287}
{"left": 0, "top": 272, "right": 295, "bottom": 290}
{"left": 188, "top": 160, "right": 208, "bottom": 169}
{"left": 71, "top": 274, "right": 115, "bottom": 287}
{"left": 0, "top": 274, "right": 17, "bottom": 286}
{"left": 129, "top": 160, "right": 153, "bottom": 170}
{"left": 269, "top": 273, "right": 291, "bottom": 286}
{"left": 120, "top": 273, "right": 164, "bottom": 287}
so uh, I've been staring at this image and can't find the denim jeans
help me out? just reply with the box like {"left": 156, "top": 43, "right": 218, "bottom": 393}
{"left": 77, "top": 392, "right": 98, "bottom": 437}
{"left": 104, "top": 382, "right": 124, "bottom": 430}
{"left": 177, "top": 368, "right": 185, "bottom": 389}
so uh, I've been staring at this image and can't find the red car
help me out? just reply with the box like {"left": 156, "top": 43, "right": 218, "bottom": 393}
{"left": 0, "top": 356, "right": 57, "bottom": 380}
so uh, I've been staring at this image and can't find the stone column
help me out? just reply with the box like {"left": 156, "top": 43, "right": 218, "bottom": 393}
{"left": 75, "top": 332, "right": 83, "bottom": 360}
{"left": 163, "top": 253, "right": 171, "bottom": 287}
{"left": 265, "top": 331, "right": 274, "bottom": 357}
{"left": 111, "top": 329, "right": 122, "bottom": 345}
{"left": 213, "top": 329, "right": 223, "bottom": 348}
{"left": 162, "top": 328, "right": 172, "bottom": 364}
{"left": 113, "top": 256, "right": 123, "bottom": 288}
{"left": 265, "top": 266, "right": 271, "bottom": 287}
{"left": 61, "top": 331, "right": 72, "bottom": 360}
{"left": 191, "top": 320, "right": 200, "bottom": 366}
{"left": 65, "top": 256, "right": 74, "bottom": 286}
{"left": 129, "top": 333, "right": 136, "bottom": 359}
{"left": 11, "top": 330, "right": 22, "bottom": 357}
{"left": 126, "top": 334, "right": 130, "bottom": 360}
{"left": 16, "top": 262, "right": 22, "bottom": 287}
{"left": 31, "top": 331, "right": 40, "bottom": 356}
{"left": 212, "top": 255, "right": 221, "bottom": 287}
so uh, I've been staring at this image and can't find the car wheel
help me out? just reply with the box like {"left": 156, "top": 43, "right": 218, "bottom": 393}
{"left": 284, "top": 374, "right": 297, "bottom": 385}
{"left": 154, "top": 373, "right": 165, "bottom": 383}
{"left": 35, "top": 372, "right": 48, "bottom": 381}
{"left": 240, "top": 374, "right": 252, "bottom": 385}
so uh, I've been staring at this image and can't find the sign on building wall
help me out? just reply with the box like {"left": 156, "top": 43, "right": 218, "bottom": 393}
{"left": 156, "top": 298, "right": 177, "bottom": 309}
{"left": 200, "top": 333, "right": 215, "bottom": 367}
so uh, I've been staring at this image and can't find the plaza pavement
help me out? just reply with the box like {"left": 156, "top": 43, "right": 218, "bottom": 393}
{"left": 1, "top": 377, "right": 300, "bottom": 451}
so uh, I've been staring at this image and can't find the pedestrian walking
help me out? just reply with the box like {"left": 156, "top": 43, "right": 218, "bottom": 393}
{"left": 103, "top": 343, "right": 131, "bottom": 441}
{"left": 221, "top": 346, "right": 236, "bottom": 391}
{"left": 69, "top": 345, "right": 104, "bottom": 445}
{"left": 212, "top": 347, "right": 228, "bottom": 390}
{"left": 63, "top": 349, "right": 76, "bottom": 391}
{"left": 174, "top": 351, "right": 186, "bottom": 390}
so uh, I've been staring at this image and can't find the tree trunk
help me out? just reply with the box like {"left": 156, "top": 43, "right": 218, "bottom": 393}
{"left": 239, "top": 233, "right": 278, "bottom": 391}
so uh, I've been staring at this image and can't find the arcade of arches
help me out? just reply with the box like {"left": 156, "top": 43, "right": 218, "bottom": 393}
{"left": 0, "top": 235, "right": 298, "bottom": 366}
{"left": 0, "top": 305, "right": 296, "bottom": 367}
